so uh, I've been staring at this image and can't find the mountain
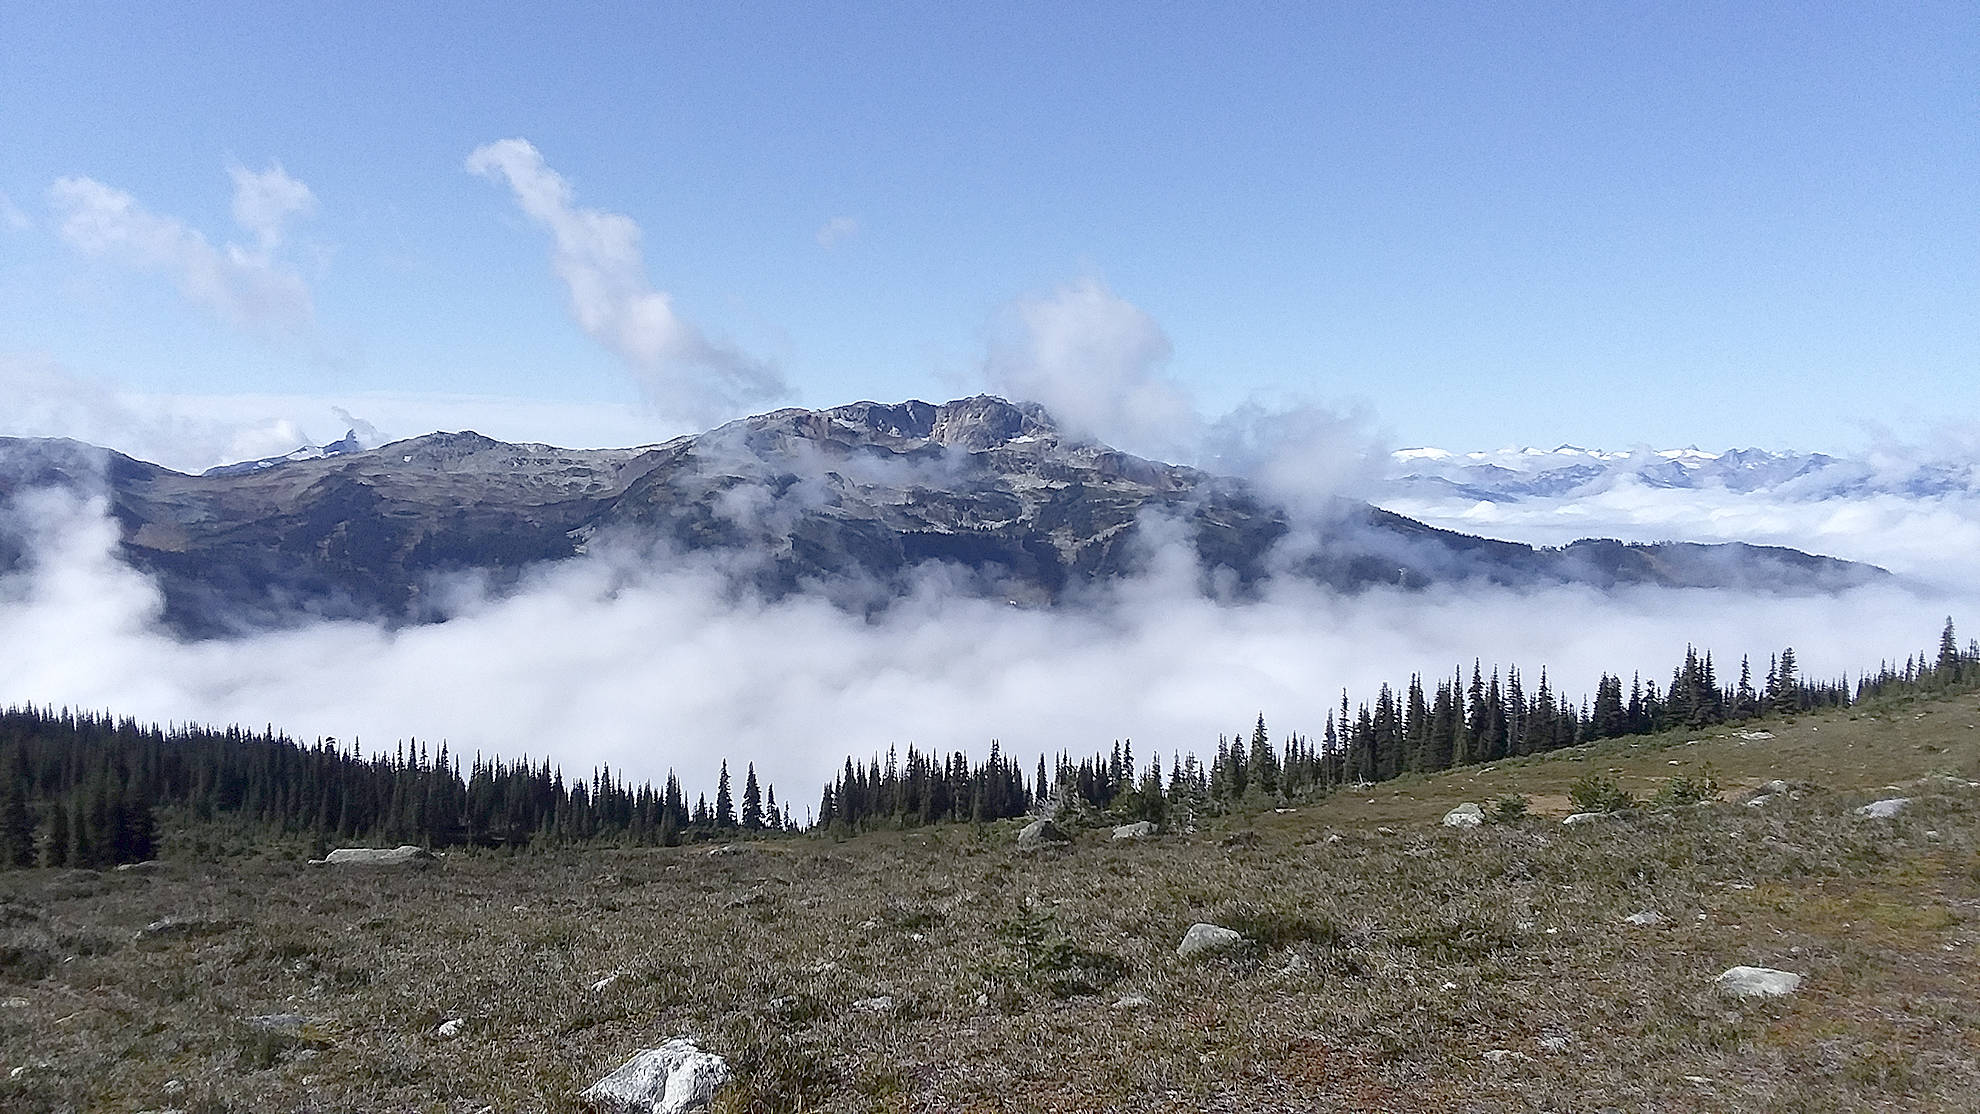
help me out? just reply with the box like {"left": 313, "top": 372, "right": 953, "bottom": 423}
{"left": 0, "top": 397, "right": 1886, "bottom": 637}
{"left": 200, "top": 429, "right": 369, "bottom": 476}
{"left": 1386, "top": 444, "right": 1980, "bottom": 503}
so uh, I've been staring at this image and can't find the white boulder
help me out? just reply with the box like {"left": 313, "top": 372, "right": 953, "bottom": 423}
{"left": 319, "top": 845, "right": 430, "bottom": 866}
{"left": 1715, "top": 966, "right": 1802, "bottom": 999}
{"left": 1111, "top": 821, "right": 1158, "bottom": 840}
{"left": 1561, "top": 812, "right": 1607, "bottom": 826}
{"left": 1855, "top": 798, "right": 1909, "bottom": 820}
{"left": 436, "top": 1018, "right": 464, "bottom": 1039}
{"left": 582, "top": 1038, "right": 732, "bottom": 1114}
{"left": 1177, "top": 922, "right": 1244, "bottom": 959}
{"left": 1442, "top": 803, "right": 1485, "bottom": 828}
{"left": 1623, "top": 910, "right": 1665, "bottom": 927}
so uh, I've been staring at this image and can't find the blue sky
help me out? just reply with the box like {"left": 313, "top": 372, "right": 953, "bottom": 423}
{"left": 2, "top": 2, "right": 1974, "bottom": 461}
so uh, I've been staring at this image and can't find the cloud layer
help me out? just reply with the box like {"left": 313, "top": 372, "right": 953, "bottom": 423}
{"left": 2, "top": 487, "right": 1970, "bottom": 808}
{"left": 48, "top": 162, "right": 315, "bottom": 333}
{"left": 467, "top": 138, "right": 785, "bottom": 425}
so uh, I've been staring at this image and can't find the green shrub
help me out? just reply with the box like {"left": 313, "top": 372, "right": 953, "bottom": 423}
{"left": 1490, "top": 794, "right": 1530, "bottom": 823}
{"left": 1568, "top": 773, "right": 1635, "bottom": 813}
{"left": 1651, "top": 767, "right": 1720, "bottom": 808}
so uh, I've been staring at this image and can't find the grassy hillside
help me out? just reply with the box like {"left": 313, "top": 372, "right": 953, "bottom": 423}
{"left": 3, "top": 689, "right": 1978, "bottom": 1113}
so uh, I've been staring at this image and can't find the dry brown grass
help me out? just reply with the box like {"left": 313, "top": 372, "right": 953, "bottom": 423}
{"left": 3, "top": 690, "right": 1979, "bottom": 1112}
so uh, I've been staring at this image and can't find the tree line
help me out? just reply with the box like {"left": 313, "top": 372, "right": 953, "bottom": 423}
{"left": 1, "top": 619, "right": 1973, "bottom": 866}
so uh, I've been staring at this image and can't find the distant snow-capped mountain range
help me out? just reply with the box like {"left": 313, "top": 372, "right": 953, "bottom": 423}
{"left": 1384, "top": 445, "right": 1980, "bottom": 503}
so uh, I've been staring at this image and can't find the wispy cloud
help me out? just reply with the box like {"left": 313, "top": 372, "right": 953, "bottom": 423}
{"left": 466, "top": 138, "right": 785, "bottom": 426}
{"left": 0, "top": 191, "right": 28, "bottom": 232}
{"left": 815, "top": 215, "right": 858, "bottom": 249}
{"left": 47, "top": 162, "right": 316, "bottom": 334}
{"left": 227, "top": 161, "right": 316, "bottom": 253}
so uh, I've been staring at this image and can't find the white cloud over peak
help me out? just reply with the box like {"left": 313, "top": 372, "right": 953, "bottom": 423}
{"left": 47, "top": 163, "right": 316, "bottom": 334}
{"left": 984, "top": 276, "right": 1198, "bottom": 463}
{"left": 466, "top": 138, "right": 786, "bottom": 426}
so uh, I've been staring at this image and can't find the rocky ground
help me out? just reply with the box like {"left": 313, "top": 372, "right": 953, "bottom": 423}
{"left": 3, "top": 690, "right": 1978, "bottom": 1112}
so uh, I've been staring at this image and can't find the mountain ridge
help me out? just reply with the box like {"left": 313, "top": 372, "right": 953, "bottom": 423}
{"left": 0, "top": 396, "right": 1888, "bottom": 637}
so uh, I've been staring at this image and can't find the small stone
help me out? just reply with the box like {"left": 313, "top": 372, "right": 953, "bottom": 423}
{"left": 1561, "top": 812, "right": 1607, "bottom": 826}
{"left": 706, "top": 844, "right": 746, "bottom": 857}
{"left": 246, "top": 1013, "right": 309, "bottom": 1034}
{"left": 436, "top": 1018, "right": 464, "bottom": 1039}
{"left": 1177, "top": 922, "right": 1245, "bottom": 959}
{"left": 1624, "top": 910, "right": 1665, "bottom": 927}
{"left": 590, "top": 974, "right": 621, "bottom": 993}
{"left": 581, "top": 1038, "right": 731, "bottom": 1114}
{"left": 1112, "top": 821, "right": 1158, "bottom": 840}
{"left": 1538, "top": 1035, "right": 1573, "bottom": 1054}
{"left": 1715, "top": 965, "right": 1802, "bottom": 999}
{"left": 1482, "top": 1048, "right": 1528, "bottom": 1064}
{"left": 1855, "top": 798, "right": 1909, "bottom": 819}
{"left": 852, "top": 995, "right": 895, "bottom": 1013}
{"left": 1442, "top": 803, "right": 1485, "bottom": 828}
{"left": 1760, "top": 779, "right": 1789, "bottom": 795}
{"left": 1111, "top": 993, "right": 1153, "bottom": 1010}
{"left": 1745, "top": 794, "right": 1777, "bottom": 808}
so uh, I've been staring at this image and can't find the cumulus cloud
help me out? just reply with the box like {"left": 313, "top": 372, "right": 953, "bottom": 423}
{"left": 466, "top": 138, "right": 785, "bottom": 425}
{"left": 985, "top": 277, "right": 1197, "bottom": 463}
{"left": 2, "top": 488, "right": 1972, "bottom": 806}
{"left": 983, "top": 277, "right": 1390, "bottom": 518}
{"left": 815, "top": 215, "right": 858, "bottom": 249}
{"left": 48, "top": 162, "right": 316, "bottom": 333}
{"left": 0, "top": 191, "right": 28, "bottom": 232}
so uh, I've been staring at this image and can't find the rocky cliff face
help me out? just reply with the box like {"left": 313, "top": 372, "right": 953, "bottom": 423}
{"left": 0, "top": 397, "right": 1885, "bottom": 636}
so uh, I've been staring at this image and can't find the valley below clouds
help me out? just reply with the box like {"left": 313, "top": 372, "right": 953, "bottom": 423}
{"left": 3, "top": 472, "right": 1971, "bottom": 804}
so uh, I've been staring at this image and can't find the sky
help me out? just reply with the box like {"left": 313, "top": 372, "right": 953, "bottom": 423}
{"left": 2, "top": 4, "right": 1977, "bottom": 794}
{"left": 3, "top": 2, "right": 1975, "bottom": 464}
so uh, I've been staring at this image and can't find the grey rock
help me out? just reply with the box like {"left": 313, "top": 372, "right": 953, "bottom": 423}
{"left": 319, "top": 845, "right": 430, "bottom": 866}
{"left": 1745, "top": 794, "right": 1777, "bottom": 808}
{"left": 1111, "top": 821, "right": 1158, "bottom": 840}
{"left": 1111, "top": 993, "right": 1153, "bottom": 1010}
{"left": 436, "top": 1018, "right": 464, "bottom": 1039}
{"left": 1855, "top": 797, "right": 1909, "bottom": 819}
{"left": 1760, "top": 779, "right": 1790, "bottom": 795}
{"left": 1537, "top": 1035, "right": 1573, "bottom": 1054}
{"left": 1715, "top": 966, "right": 1803, "bottom": 999}
{"left": 851, "top": 995, "right": 895, "bottom": 1013}
{"left": 1482, "top": 1048, "right": 1529, "bottom": 1064}
{"left": 1016, "top": 818, "right": 1068, "bottom": 848}
{"left": 581, "top": 1038, "right": 732, "bottom": 1114}
{"left": 134, "top": 915, "right": 233, "bottom": 940}
{"left": 1442, "top": 802, "right": 1485, "bottom": 828}
{"left": 1623, "top": 910, "right": 1666, "bottom": 927}
{"left": 1561, "top": 812, "right": 1608, "bottom": 826}
{"left": 1177, "top": 922, "right": 1245, "bottom": 959}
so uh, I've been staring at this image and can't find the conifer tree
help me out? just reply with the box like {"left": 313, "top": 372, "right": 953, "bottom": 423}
{"left": 740, "top": 762, "right": 763, "bottom": 830}
{"left": 714, "top": 761, "right": 737, "bottom": 829}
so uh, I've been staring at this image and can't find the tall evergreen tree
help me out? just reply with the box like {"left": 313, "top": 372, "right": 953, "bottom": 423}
{"left": 740, "top": 762, "right": 763, "bottom": 830}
